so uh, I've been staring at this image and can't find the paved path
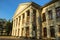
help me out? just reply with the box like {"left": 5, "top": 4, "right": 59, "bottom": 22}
{"left": 0, "top": 36, "right": 19, "bottom": 40}
{"left": 0, "top": 36, "right": 40, "bottom": 40}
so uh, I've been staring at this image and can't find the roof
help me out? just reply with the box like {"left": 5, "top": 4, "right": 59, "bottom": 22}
{"left": 42, "top": 0, "right": 60, "bottom": 8}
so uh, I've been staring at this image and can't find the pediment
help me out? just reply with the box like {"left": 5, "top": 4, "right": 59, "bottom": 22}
{"left": 13, "top": 2, "right": 41, "bottom": 17}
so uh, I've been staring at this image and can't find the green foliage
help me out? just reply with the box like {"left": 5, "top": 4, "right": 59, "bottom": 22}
{"left": 6, "top": 20, "right": 12, "bottom": 35}
{"left": 0, "top": 18, "right": 12, "bottom": 36}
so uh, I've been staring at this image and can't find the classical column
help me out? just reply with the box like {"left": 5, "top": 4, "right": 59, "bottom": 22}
{"left": 19, "top": 16, "right": 21, "bottom": 36}
{"left": 17, "top": 17, "right": 19, "bottom": 36}
{"left": 13, "top": 19, "right": 16, "bottom": 36}
{"left": 16, "top": 18, "right": 18, "bottom": 36}
{"left": 13, "top": 20, "right": 15, "bottom": 36}
{"left": 30, "top": 8, "right": 34, "bottom": 38}
{"left": 12, "top": 19, "right": 14, "bottom": 36}
{"left": 36, "top": 10, "right": 42, "bottom": 39}
{"left": 25, "top": 12, "right": 27, "bottom": 26}
{"left": 45, "top": 9, "right": 50, "bottom": 38}
{"left": 52, "top": 7, "right": 58, "bottom": 40}
{"left": 24, "top": 12, "right": 27, "bottom": 37}
{"left": 23, "top": 27, "right": 26, "bottom": 37}
{"left": 14, "top": 19, "right": 16, "bottom": 36}
{"left": 20, "top": 15, "right": 23, "bottom": 36}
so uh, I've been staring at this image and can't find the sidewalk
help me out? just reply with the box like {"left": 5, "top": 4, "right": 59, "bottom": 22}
{"left": 0, "top": 36, "right": 19, "bottom": 40}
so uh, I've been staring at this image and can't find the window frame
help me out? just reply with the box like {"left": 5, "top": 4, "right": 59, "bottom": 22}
{"left": 56, "top": 7, "right": 60, "bottom": 18}
{"left": 42, "top": 13, "right": 46, "bottom": 22}
{"left": 50, "top": 26, "right": 55, "bottom": 37}
{"left": 43, "top": 27, "right": 47, "bottom": 37}
{"left": 48, "top": 10, "right": 53, "bottom": 20}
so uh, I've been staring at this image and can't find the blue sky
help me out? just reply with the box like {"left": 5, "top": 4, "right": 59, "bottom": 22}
{"left": 0, "top": 0, "right": 51, "bottom": 20}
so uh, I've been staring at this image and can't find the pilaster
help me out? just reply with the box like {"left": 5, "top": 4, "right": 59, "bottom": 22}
{"left": 52, "top": 7, "right": 58, "bottom": 40}
{"left": 36, "top": 10, "right": 42, "bottom": 39}
{"left": 20, "top": 15, "right": 23, "bottom": 36}
{"left": 45, "top": 9, "right": 50, "bottom": 38}
{"left": 30, "top": 8, "right": 34, "bottom": 38}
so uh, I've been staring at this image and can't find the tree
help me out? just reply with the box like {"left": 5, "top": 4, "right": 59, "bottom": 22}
{"left": 6, "top": 20, "right": 12, "bottom": 36}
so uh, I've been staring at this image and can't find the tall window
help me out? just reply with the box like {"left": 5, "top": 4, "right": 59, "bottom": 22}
{"left": 42, "top": 13, "right": 46, "bottom": 22}
{"left": 21, "top": 28, "right": 24, "bottom": 36}
{"left": 23, "top": 13, "right": 25, "bottom": 19}
{"left": 33, "top": 26, "right": 36, "bottom": 31}
{"left": 50, "top": 26, "right": 55, "bottom": 37}
{"left": 26, "top": 27, "right": 29, "bottom": 37}
{"left": 27, "top": 10, "right": 30, "bottom": 16}
{"left": 56, "top": 7, "right": 60, "bottom": 18}
{"left": 27, "top": 10, "right": 30, "bottom": 23}
{"left": 43, "top": 27, "right": 47, "bottom": 37}
{"left": 32, "top": 25, "right": 36, "bottom": 37}
{"left": 59, "top": 25, "right": 60, "bottom": 33}
{"left": 18, "top": 29, "right": 20, "bottom": 36}
{"left": 16, "top": 18, "right": 18, "bottom": 26}
{"left": 48, "top": 10, "right": 53, "bottom": 20}
{"left": 19, "top": 16, "right": 21, "bottom": 25}
{"left": 22, "top": 14, "right": 25, "bottom": 24}
{"left": 33, "top": 9, "right": 36, "bottom": 23}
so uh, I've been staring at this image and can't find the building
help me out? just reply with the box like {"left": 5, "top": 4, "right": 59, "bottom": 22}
{"left": 12, "top": 0, "right": 60, "bottom": 40}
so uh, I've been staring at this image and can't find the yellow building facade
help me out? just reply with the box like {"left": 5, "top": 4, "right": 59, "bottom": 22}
{"left": 12, "top": 0, "right": 60, "bottom": 40}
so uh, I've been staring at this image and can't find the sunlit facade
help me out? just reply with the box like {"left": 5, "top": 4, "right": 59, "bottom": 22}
{"left": 12, "top": 0, "right": 60, "bottom": 40}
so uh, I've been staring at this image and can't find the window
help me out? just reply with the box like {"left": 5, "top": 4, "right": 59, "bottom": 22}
{"left": 42, "top": 13, "right": 46, "bottom": 22}
{"left": 50, "top": 26, "right": 55, "bottom": 37}
{"left": 27, "top": 10, "right": 30, "bottom": 16}
{"left": 26, "top": 27, "right": 29, "bottom": 37}
{"left": 33, "top": 9, "right": 36, "bottom": 16}
{"left": 23, "top": 13, "right": 25, "bottom": 19}
{"left": 48, "top": 10, "right": 53, "bottom": 20}
{"left": 18, "top": 29, "right": 20, "bottom": 36}
{"left": 22, "top": 14, "right": 24, "bottom": 24}
{"left": 59, "top": 25, "right": 60, "bottom": 33}
{"left": 43, "top": 27, "right": 47, "bottom": 37}
{"left": 33, "top": 26, "right": 36, "bottom": 31}
{"left": 19, "top": 16, "right": 21, "bottom": 25}
{"left": 56, "top": 7, "right": 60, "bottom": 18}
{"left": 33, "top": 9, "right": 36, "bottom": 22}
{"left": 21, "top": 28, "right": 24, "bottom": 36}
{"left": 16, "top": 18, "right": 18, "bottom": 26}
{"left": 32, "top": 25, "right": 36, "bottom": 37}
